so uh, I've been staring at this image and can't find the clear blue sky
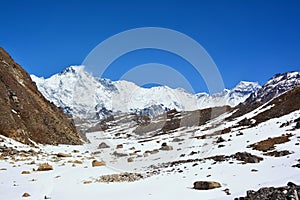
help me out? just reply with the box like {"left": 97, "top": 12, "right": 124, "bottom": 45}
{"left": 1, "top": 0, "right": 299, "bottom": 93}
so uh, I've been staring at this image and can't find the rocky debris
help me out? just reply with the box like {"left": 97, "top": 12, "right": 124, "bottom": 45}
{"left": 37, "top": 163, "right": 53, "bottom": 171}
{"left": 206, "top": 155, "right": 230, "bottom": 162}
{"left": 233, "top": 152, "right": 263, "bottom": 163}
{"left": 172, "top": 137, "right": 184, "bottom": 142}
{"left": 57, "top": 152, "right": 72, "bottom": 157}
{"left": 21, "top": 171, "right": 30, "bottom": 174}
{"left": 116, "top": 144, "right": 123, "bottom": 149}
{"left": 112, "top": 151, "right": 128, "bottom": 157}
{"left": 292, "top": 159, "right": 300, "bottom": 168}
{"left": 83, "top": 180, "right": 92, "bottom": 184}
{"left": 97, "top": 172, "right": 144, "bottom": 183}
{"left": 248, "top": 134, "right": 292, "bottom": 152}
{"left": 145, "top": 149, "right": 160, "bottom": 155}
{"left": 22, "top": 193, "right": 31, "bottom": 198}
{"left": 216, "top": 137, "right": 226, "bottom": 143}
{"left": 74, "top": 160, "right": 83, "bottom": 164}
{"left": 160, "top": 142, "right": 173, "bottom": 151}
{"left": 292, "top": 164, "right": 300, "bottom": 168}
{"left": 92, "top": 160, "right": 106, "bottom": 167}
{"left": 235, "top": 182, "right": 300, "bottom": 200}
{"left": 223, "top": 188, "right": 231, "bottom": 195}
{"left": 127, "top": 157, "right": 134, "bottom": 163}
{"left": 264, "top": 150, "right": 292, "bottom": 157}
{"left": 238, "top": 118, "right": 253, "bottom": 126}
{"left": 193, "top": 181, "right": 221, "bottom": 190}
{"left": 98, "top": 142, "right": 110, "bottom": 149}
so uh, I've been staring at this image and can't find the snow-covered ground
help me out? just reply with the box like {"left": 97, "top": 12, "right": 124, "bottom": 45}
{"left": 1, "top": 108, "right": 299, "bottom": 200}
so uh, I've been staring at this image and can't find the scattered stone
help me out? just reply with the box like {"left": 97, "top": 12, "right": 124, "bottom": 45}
{"left": 172, "top": 138, "right": 184, "bottom": 142}
{"left": 22, "top": 193, "right": 30, "bottom": 197}
{"left": 21, "top": 171, "right": 30, "bottom": 174}
{"left": 72, "top": 150, "right": 80, "bottom": 153}
{"left": 74, "top": 160, "right": 83, "bottom": 164}
{"left": 112, "top": 151, "right": 128, "bottom": 157}
{"left": 57, "top": 153, "right": 72, "bottom": 157}
{"left": 116, "top": 144, "right": 123, "bottom": 149}
{"left": 233, "top": 152, "right": 263, "bottom": 163}
{"left": 236, "top": 132, "right": 243, "bottom": 136}
{"left": 98, "top": 142, "right": 110, "bottom": 149}
{"left": 251, "top": 169, "right": 258, "bottom": 172}
{"left": 264, "top": 150, "right": 292, "bottom": 157}
{"left": 216, "top": 137, "right": 226, "bottom": 143}
{"left": 160, "top": 143, "right": 173, "bottom": 151}
{"left": 0, "top": 168, "right": 7, "bottom": 170}
{"left": 97, "top": 172, "right": 144, "bottom": 183}
{"left": 92, "top": 160, "right": 106, "bottom": 167}
{"left": 193, "top": 181, "right": 221, "bottom": 190}
{"left": 292, "top": 163, "right": 300, "bottom": 168}
{"left": 127, "top": 157, "right": 134, "bottom": 163}
{"left": 223, "top": 188, "right": 231, "bottom": 195}
{"left": 189, "top": 151, "right": 198, "bottom": 156}
{"left": 37, "top": 163, "right": 53, "bottom": 171}
{"left": 235, "top": 182, "right": 300, "bottom": 200}
{"left": 83, "top": 180, "right": 92, "bottom": 184}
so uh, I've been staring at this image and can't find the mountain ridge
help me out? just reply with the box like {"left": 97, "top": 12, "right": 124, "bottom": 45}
{"left": 31, "top": 66, "right": 261, "bottom": 119}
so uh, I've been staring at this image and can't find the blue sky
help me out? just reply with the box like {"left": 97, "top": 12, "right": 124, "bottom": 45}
{"left": 1, "top": 0, "right": 299, "bottom": 93}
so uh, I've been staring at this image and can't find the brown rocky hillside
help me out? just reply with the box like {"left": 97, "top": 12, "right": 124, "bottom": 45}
{"left": 0, "top": 47, "right": 82, "bottom": 145}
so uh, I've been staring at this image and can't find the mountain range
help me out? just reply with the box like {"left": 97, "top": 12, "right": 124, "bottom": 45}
{"left": 31, "top": 66, "right": 262, "bottom": 119}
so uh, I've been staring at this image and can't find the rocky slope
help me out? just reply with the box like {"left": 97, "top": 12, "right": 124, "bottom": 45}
{"left": 245, "top": 71, "right": 300, "bottom": 104}
{"left": 0, "top": 48, "right": 82, "bottom": 145}
{"left": 31, "top": 66, "right": 261, "bottom": 119}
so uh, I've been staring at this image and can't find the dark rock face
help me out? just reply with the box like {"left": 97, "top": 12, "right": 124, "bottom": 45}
{"left": 0, "top": 48, "right": 82, "bottom": 145}
{"left": 235, "top": 182, "right": 300, "bottom": 200}
{"left": 245, "top": 71, "right": 300, "bottom": 104}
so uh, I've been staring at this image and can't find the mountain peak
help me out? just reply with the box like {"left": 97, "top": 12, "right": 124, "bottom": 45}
{"left": 59, "top": 65, "right": 85, "bottom": 76}
{"left": 232, "top": 81, "right": 261, "bottom": 92}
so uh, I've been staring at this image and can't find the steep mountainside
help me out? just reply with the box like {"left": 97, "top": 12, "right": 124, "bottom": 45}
{"left": 0, "top": 48, "right": 82, "bottom": 145}
{"left": 31, "top": 66, "right": 260, "bottom": 119}
{"left": 245, "top": 71, "right": 300, "bottom": 104}
{"left": 229, "top": 71, "right": 300, "bottom": 120}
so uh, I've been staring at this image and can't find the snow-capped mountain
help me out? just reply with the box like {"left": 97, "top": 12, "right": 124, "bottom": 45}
{"left": 245, "top": 71, "right": 300, "bottom": 104}
{"left": 31, "top": 66, "right": 261, "bottom": 119}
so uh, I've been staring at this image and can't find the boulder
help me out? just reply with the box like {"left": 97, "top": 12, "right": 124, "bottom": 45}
{"left": 92, "top": 160, "right": 106, "bottom": 167}
{"left": 37, "top": 163, "right": 53, "bottom": 171}
{"left": 193, "top": 181, "right": 221, "bottom": 190}
{"left": 22, "top": 193, "right": 31, "bottom": 198}
{"left": 233, "top": 152, "right": 263, "bottom": 163}
{"left": 160, "top": 143, "right": 173, "bottom": 151}
{"left": 98, "top": 142, "right": 110, "bottom": 149}
{"left": 57, "top": 152, "right": 72, "bottom": 157}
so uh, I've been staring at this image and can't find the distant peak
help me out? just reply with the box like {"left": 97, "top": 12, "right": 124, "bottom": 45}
{"left": 232, "top": 81, "right": 261, "bottom": 92}
{"left": 59, "top": 65, "right": 85, "bottom": 75}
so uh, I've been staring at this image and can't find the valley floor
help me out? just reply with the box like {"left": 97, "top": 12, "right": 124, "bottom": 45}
{"left": 1, "top": 110, "right": 300, "bottom": 200}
